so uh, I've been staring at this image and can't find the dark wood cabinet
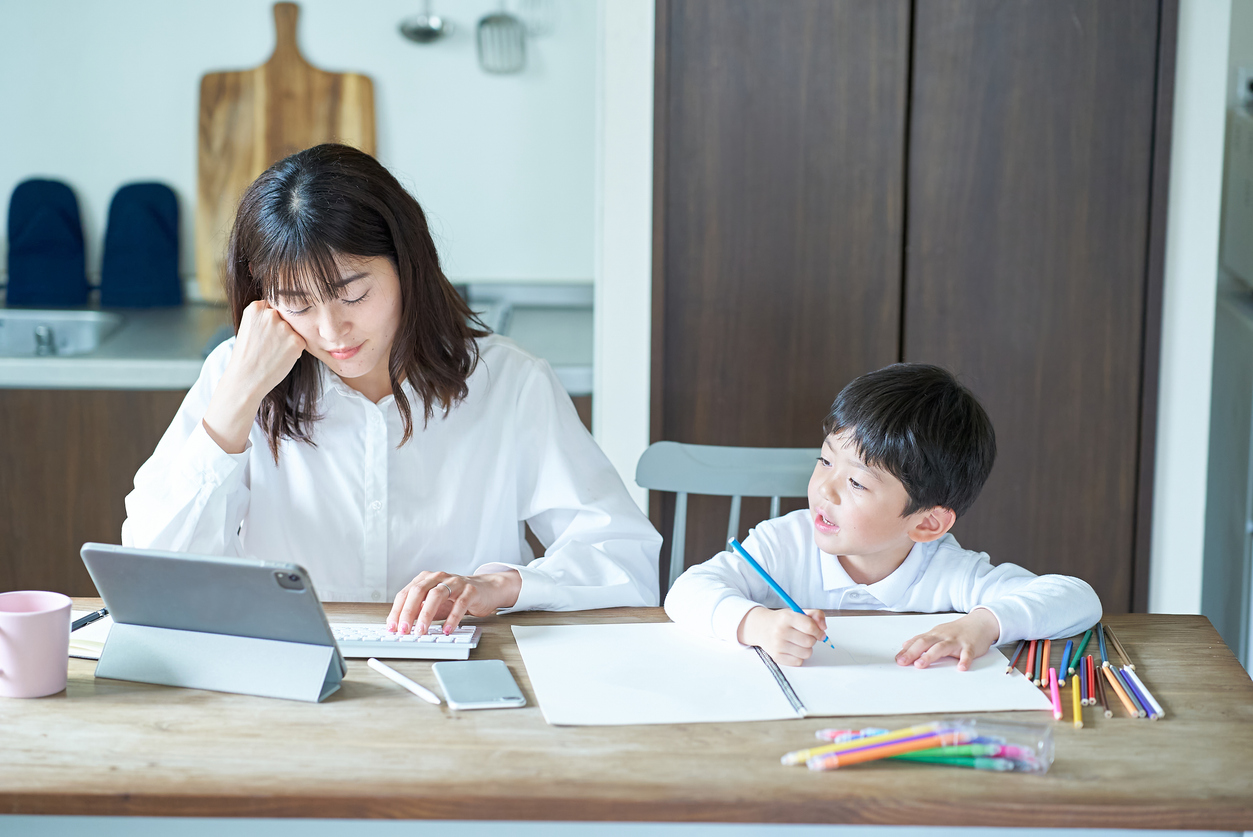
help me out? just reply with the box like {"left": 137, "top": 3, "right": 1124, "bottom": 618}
{"left": 652, "top": 0, "right": 1176, "bottom": 612}
{"left": 0, "top": 389, "right": 187, "bottom": 596}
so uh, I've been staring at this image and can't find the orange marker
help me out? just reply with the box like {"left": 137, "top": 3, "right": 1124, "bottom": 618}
{"left": 807, "top": 729, "right": 973, "bottom": 770}
{"left": 1102, "top": 664, "right": 1138, "bottom": 718}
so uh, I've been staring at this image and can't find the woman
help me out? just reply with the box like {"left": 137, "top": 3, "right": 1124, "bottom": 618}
{"left": 122, "top": 144, "right": 661, "bottom": 635}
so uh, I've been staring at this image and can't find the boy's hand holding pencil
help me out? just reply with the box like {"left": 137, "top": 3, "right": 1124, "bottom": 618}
{"left": 737, "top": 606, "right": 830, "bottom": 667}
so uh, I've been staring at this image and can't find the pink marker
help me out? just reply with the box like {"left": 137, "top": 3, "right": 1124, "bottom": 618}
{"left": 1049, "top": 667, "right": 1062, "bottom": 720}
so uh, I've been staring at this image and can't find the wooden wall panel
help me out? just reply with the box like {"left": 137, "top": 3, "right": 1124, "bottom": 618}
{"left": 903, "top": 1, "right": 1162, "bottom": 612}
{"left": 0, "top": 390, "right": 186, "bottom": 596}
{"left": 653, "top": 0, "right": 910, "bottom": 578}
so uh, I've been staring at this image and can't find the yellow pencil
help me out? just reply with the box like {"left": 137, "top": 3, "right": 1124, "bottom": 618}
{"left": 780, "top": 722, "right": 943, "bottom": 766}
{"left": 1102, "top": 663, "right": 1138, "bottom": 718}
{"left": 1071, "top": 674, "right": 1083, "bottom": 729}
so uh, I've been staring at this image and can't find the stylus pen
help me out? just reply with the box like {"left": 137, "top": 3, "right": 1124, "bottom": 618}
{"left": 728, "top": 538, "right": 835, "bottom": 650}
{"left": 71, "top": 608, "right": 108, "bottom": 632}
{"left": 367, "top": 658, "right": 442, "bottom": 705}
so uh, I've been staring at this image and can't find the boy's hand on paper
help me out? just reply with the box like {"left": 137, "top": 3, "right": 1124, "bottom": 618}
{"left": 386, "top": 569, "right": 522, "bottom": 636}
{"left": 895, "top": 609, "right": 1000, "bottom": 671}
{"left": 737, "top": 606, "right": 828, "bottom": 667}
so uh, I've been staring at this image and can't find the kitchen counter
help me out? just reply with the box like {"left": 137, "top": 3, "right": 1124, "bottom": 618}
{"left": 0, "top": 302, "right": 593, "bottom": 395}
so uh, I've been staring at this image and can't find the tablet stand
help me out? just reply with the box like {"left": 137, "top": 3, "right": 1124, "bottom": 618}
{"left": 95, "top": 623, "right": 343, "bottom": 702}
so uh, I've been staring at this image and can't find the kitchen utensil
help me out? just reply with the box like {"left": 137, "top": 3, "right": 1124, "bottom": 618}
{"left": 196, "top": 2, "right": 376, "bottom": 303}
{"left": 400, "top": 0, "right": 453, "bottom": 43}
{"left": 476, "top": 4, "right": 526, "bottom": 74}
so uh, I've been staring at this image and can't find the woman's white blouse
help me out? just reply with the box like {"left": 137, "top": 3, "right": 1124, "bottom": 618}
{"left": 122, "top": 335, "right": 662, "bottom": 610}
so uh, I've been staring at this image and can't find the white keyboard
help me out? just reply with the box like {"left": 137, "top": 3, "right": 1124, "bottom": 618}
{"left": 329, "top": 623, "right": 482, "bottom": 660}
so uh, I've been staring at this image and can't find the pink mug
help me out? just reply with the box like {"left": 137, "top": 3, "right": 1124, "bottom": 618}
{"left": 0, "top": 590, "right": 72, "bottom": 698}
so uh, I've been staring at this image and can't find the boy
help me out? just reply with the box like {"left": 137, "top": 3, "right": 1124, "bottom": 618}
{"left": 664, "top": 363, "right": 1102, "bottom": 668}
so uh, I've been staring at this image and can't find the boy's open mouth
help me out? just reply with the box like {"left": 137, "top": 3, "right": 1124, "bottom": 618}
{"left": 813, "top": 511, "right": 839, "bottom": 533}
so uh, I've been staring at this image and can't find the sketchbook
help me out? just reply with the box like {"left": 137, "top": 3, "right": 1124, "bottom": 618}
{"left": 512, "top": 614, "right": 1054, "bottom": 726}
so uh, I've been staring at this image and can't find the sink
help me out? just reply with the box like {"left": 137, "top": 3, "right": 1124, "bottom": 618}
{"left": 0, "top": 310, "right": 124, "bottom": 357}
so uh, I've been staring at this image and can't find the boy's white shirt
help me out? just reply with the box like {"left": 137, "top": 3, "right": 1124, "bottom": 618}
{"left": 121, "top": 334, "right": 662, "bottom": 611}
{"left": 664, "top": 509, "right": 1103, "bottom": 645}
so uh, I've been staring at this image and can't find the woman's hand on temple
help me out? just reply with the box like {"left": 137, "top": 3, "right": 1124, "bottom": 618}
{"left": 386, "top": 570, "right": 523, "bottom": 635}
{"left": 202, "top": 300, "right": 307, "bottom": 454}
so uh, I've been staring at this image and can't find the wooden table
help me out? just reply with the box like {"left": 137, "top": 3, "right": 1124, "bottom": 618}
{"left": 2, "top": 605, "right": 1251, "bottom": 829}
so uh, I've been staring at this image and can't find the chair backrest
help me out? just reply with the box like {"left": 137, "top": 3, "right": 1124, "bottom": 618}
{"left": 635, "top": 441, "right": 818, "bottom": 593}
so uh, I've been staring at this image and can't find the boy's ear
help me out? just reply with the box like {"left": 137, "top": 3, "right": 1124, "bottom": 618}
{"left": 907, "top": 506, "right": 957, "bottom": 543}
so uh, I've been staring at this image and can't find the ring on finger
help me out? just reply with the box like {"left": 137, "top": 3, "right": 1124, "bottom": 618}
{"left": 436, "top": 582, "right": 453, "bottom": 597}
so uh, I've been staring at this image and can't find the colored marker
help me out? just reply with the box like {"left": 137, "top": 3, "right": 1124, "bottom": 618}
{"left": 1070, "top": 628, "right": 1093, "bottom": 674}
{"left": 1049, "top": 668, "right": 1062, "bottom": 720}
{"left": 1072, "top": 674, "right": 1083, "bottom": 728}
{"left": 728, "top": 538, "right": 835, "bottom": 650}
{"left": 781, "top": 722, "right": 944, "bottom": 766}
{"left": 1059, "top": 639, "right": 1074, "bottom": 682}
{"left": 807, "top": 729, "right": 974, "bottom": 771}
{"left": 890, "top": 754, "right": 1015, "bottom": 771}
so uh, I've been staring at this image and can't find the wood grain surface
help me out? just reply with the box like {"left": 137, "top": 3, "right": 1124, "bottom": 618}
{"left": 651, "top": 0, "right": 909, "bottom": 579}
{"left": 196, "top": 2, "right": 376, "bottom": 302}
{"left": 2, "top": 607, "right": 1249, "bottom": 828}
{"left": 902, "top": 0, "right": 1163, "bottom": 613}
{"left": 0, "top": 390, "right": 186, "bottom": 596}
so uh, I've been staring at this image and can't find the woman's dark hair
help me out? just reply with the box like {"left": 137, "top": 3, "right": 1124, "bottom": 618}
{"left": 822, "top": 363, "right": 996, "bottom": 518}
{"left": 225, "top": 143, "right": 488, "bottom": 461}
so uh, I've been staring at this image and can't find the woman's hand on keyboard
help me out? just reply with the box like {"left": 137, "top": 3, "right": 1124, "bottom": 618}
{"left": 386, "top": 570, "right": 522, "bottom": 636}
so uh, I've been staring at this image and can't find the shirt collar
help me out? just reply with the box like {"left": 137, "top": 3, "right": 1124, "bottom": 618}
{"left": 317, "top": 360, "right": 400, "bottom": 407}
{"left": 818, "top": 539, "right": 930, "bottom": 608}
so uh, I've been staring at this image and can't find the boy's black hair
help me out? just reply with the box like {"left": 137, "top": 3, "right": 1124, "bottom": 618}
{"left": 822, "top": 363, "right": 996, "bottom": 518}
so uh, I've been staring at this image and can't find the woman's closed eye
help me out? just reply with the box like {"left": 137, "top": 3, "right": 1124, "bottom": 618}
{"left": 342, "top": 291, "right": 369, "bottom": 306}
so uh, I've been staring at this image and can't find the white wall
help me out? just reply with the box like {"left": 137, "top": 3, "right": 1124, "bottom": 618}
{"left": 0, "top": 0, "right": 595, "bottom": 292}
{"left": 1149, "top": 0, "right": 1235, "bottom": 614}
{"left": 592, "top": 0, "right": 653, "bottom": 509}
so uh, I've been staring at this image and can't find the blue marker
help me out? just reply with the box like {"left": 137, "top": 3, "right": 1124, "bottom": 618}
{"left": 727, "top": 537, "right": 835, "bottom": 650}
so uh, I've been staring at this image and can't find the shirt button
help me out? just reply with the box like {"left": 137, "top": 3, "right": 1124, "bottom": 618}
{"left": 371, "top": 500, "right": 382, "bottom": 511}
{"left": 371, "top": 591, "right": 381, "bottom": 602}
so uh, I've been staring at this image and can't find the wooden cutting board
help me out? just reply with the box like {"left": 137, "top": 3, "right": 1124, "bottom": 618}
{"left": 196, "top": 2, "right": 375, "bottom": 302}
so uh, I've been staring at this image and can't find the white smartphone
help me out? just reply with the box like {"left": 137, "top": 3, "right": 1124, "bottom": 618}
{"left": 431, "top": 659, "right": 526, "bottom": 710}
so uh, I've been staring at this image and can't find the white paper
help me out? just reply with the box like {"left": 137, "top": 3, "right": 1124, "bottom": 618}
{"left": 513, "top": 615, "right": 1053, "bottom": 726}
{"left": 787, "top": 614, "right": 1055, "bottom": 716}
{"left": 512, "top": 623, "right": 799, "bottom": 725}
{"left": 69, "top": 610, "right": 114, "bottom": 660}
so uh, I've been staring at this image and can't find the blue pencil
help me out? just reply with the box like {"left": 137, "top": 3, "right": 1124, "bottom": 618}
{"left": 1059, "top": 639, "right": 1074, "bottom": 683}
{"left": 728, "top": 537, "right": 836, "bottom": 650}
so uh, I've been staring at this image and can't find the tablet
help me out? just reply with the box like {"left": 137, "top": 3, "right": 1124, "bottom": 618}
{"left": 80, "top": 542, "right": 345, "bottom": 677}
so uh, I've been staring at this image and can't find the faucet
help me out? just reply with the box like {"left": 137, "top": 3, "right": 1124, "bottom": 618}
{"left": 33, "top": 324, "right": 56, "bottom": 356}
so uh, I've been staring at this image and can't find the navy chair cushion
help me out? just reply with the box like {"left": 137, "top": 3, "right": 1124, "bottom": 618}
{"left": 6, "top": 178, "right": 88, "bottom": 307}
{"left": 101, "top": 182, "right": 182, "bottom": 307}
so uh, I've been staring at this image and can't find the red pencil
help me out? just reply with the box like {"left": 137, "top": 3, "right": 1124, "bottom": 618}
{"left": 1025, "top": 640, "right": 1036, "bottom": 682}
{"left": 1086, "top": 654, "right": 1096, "bottom": 705}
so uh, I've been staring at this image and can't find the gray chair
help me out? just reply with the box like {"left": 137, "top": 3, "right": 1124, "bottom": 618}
{"left": 635, "top": 441, "right": 819, "bottom": 592}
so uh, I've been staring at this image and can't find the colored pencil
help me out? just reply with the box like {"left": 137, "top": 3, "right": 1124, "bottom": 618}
{"left": 1025, "top": 640, "right": 1037, "bottom": 682}
{"left": 1082, "top": 651, "right": 1092, "bottom": 706}
{"left": 728, "top": 538, "right": 836, "bottom": 650}
{"left": 806, "top": 730, "right": 973, "bottom": 770}
{"left": 1070, "top": 629, "right": 1093, "bottom": 674}
{"left": 1059, "top": 639, "right": 1074, "bottom": 682}
{"left": 1105, "top": 624, "right": 1135, "bottom": 671}
{"left": 1123, "top": 668, "right": 1164, "bottom": 720}
{"left": 781, "top": 722, "right": 944, "bottom": 765}
{"left": 1049, "top": 668, "right": 1062, "bottom": 720}
{"left": 1034, "top": 639, "right": 1045, "bottom": 686}
{"left": 1078, "top": 656, "right": 1086, "bottom": 704}
{"left": 1113, "top": 665, "right": 1147, "bottom": 718}
{"left": 1097, "top": 621, "right": 1110, "bottom": 666}
{"left": 1094, "top": 658, "right": 1112, "bottom": 717}
{"left": 1102, "top": 664, "right": 1138, "bottom": 718}
{"left": 1072, "top": 674, "right": 1083, "bottom": 729}
{"left": 1005, "top": 639, "right": 1026, "bottom": 674}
